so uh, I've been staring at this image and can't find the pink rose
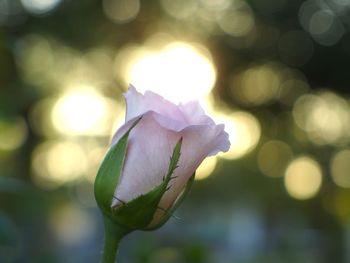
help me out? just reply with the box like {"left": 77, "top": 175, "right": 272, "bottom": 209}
{"left": 110, "top": 86, "right": 230, "bottom": 227}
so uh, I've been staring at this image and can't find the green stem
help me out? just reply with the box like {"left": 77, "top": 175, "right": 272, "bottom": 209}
{"left": 101, "top": 217, "right": 130, "bottom": 263}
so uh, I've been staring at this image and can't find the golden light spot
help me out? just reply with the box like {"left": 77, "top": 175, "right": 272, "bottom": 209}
{"left": 217, "top": 111, "right": 261, "bottom": 160}
{"left": 201, "top": 0, "right": 231, "bottom": 11}
{"left": 218, "top": 8, "right": 255, "bottom": 37}
{"left": 121, "top": 41, "right": 216, "bottom": 103}
{"left": 231, "top": 63, "right": 282, "bottom": 106}
{"left": 114, "top": 44, "right": 149, "bottom": 86}
{"left": 51, "top": 86, "right": 112, "bottom": 136}
{"left": 49, "top": 204, "right": 94, "bottom": 245}
{"left": 195, "top": 157, "right": 217, "bottom": 180}
{"left": 0, "top": 118, "right": 27, "bottom": 151}
{"left": 32, "top": 140, "right": 88, "bottom": 188}
{"left": 330, "top": 149, "right": 350, "bottom": 188}
{"left": 258, "top": 140, "right": 293, "bottom": 178}
{"left": 103, "top": 0, "right": 140, "bottom": 23}
{"left": 46, "top": 142, "right": 87, "bottom": 181}
{"left": 292, "top": 91, "right": 350, "bottom": 145}
{"left": 18, "top": 34, "right": 54, "bottom": 85}
{"left": 160, "top": 0, "right": 198, "bottom": 19}
{"left": 284, "top": 156, "right": 322, "bottom": 200}
{"left": 279, "top": 78, "right": 309, "bottom": 106}
{"left": 83, "top": 48, "right": 114, "bottom": 80}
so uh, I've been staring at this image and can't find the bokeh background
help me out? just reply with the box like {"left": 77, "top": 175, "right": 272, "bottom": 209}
{"left": 1, "top": 0, "right": 350, "bottom": 262}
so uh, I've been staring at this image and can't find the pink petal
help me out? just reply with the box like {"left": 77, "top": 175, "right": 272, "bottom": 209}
{"left": 124, "top": 85, "right": 187, "bottom": 126}
{"left": 178, "top": 101, "right": 215, "bottom": 125}
{"left": 112, "top": 112, "right": 180, "bottom": 207}
{"left": 157, "top": 123, "right": 230, "bottom": 210}
{"left": 123, "top": 86, "right": 218, "bottom": 132}
{"left": 111, "top": 111, "right": 230, "bottom": 208}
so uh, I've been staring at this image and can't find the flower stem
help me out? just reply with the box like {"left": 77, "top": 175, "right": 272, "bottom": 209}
{"left": 101, "top": 216, "right": 130, "bottom": 263}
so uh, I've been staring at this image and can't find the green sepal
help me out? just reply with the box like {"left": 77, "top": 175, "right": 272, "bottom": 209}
{"left": 146, "top": 172, "right": 195, "bottom": 230}
{"left": 94, "top": 117, "right": 142, "bottom": 217}
{"left": 110, "top": 138, "right": 183, "bottom": 230}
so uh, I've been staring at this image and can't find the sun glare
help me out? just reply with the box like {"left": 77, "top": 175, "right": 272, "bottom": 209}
{"left": 126, "top": 41, "right": 216, "bottom": 103}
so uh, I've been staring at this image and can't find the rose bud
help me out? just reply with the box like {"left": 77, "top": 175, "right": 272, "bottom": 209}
{"left": 95, "top": 86, "right": 230, "bottom": 233}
